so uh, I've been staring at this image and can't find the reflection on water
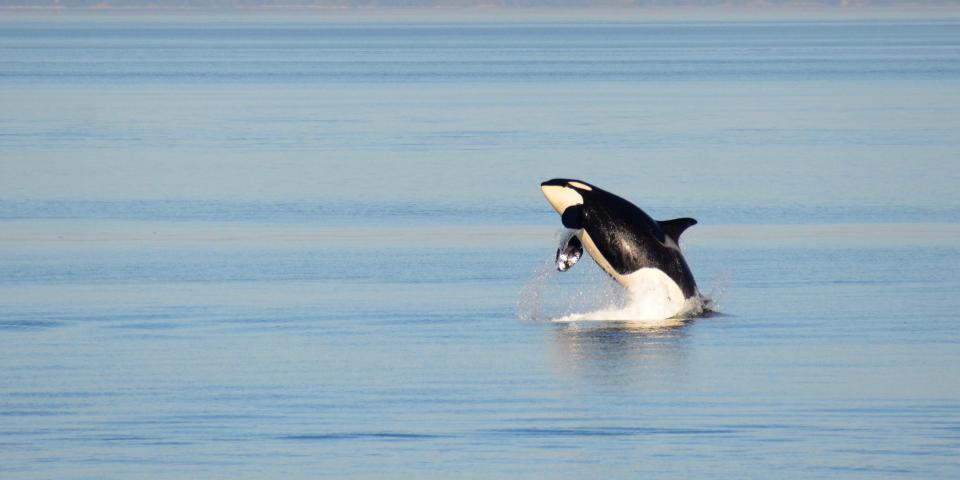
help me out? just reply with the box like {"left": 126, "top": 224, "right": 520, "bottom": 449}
{"left": 551, "top": 321, "right": 690, "bottom": 387}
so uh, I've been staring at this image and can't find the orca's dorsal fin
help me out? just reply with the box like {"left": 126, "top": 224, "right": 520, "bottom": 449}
{"left": 658, "top": 217, "right": 697, "bottom": 242}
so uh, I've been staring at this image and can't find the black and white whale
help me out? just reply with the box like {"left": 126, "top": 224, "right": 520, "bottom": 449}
{"left": 541, "top": 178, "right": 701, "bottom": 315}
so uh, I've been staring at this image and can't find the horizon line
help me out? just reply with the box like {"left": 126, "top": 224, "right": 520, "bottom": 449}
{"left": 2, "top": 3, "right": 959, "bottom": 23}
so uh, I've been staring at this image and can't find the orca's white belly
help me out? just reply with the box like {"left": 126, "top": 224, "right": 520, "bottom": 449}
{"left": 621, "top": 268, "right": 686, "bottom": 318}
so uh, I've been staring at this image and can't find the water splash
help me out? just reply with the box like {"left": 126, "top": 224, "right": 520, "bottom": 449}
{"left": 517, "top": 260, "right": 556, "bottom": 322}
{"left": 518, "top": 231, "right": 717, "bottom": 325}
{"left": 552, "top": 288, "right": 709, "bottom": 326}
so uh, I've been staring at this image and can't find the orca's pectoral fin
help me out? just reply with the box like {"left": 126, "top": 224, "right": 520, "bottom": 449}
{"left": 555, "top": 233, "right": 583, "bottom": 272}
{"left": 658, "top": 217, "right": 697, "bottom": 243}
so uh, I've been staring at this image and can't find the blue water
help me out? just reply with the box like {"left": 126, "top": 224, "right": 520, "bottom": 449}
{"left": 1, "top": 18, "right": 959, "bottom": 478}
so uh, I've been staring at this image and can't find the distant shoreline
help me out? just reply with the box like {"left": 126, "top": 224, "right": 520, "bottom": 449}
{"left": 2, "top": 5, "right": 959, "bottom": 24}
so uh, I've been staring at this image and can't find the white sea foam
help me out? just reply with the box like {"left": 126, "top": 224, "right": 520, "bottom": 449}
{"left": 519, "top": 254, "right": 715, "bottom": 326}
{"left": 552, "top": 287, "right": 708, "bottom": 326}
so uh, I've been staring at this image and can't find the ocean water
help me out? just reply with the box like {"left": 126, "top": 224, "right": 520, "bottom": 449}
{"left": 1, "top": 18, "right": 959, "bottom": 478}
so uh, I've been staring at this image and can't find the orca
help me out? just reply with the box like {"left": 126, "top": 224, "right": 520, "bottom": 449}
{"left": 540, "top": 178, "right": 701, "bottom": 310}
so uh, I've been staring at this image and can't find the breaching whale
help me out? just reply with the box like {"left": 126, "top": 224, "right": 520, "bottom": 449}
{"left": 540, "top": 178, "right": 701, "bottom": 314}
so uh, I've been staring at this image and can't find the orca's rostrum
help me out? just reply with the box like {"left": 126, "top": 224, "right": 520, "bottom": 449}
{"left": 541, "top": 178, "right": 701, "bottom": 316}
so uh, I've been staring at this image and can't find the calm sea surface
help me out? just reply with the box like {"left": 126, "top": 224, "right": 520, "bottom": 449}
{"left": 1, "top": 19, "right": 959, "bottom": 478}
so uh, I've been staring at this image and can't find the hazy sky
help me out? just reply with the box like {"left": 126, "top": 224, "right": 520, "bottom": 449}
{"left": 1, "top": 0, "right": 957, "bottom": 8}
{"left": 2, "top": 1, "right": 958, "bottom": 25}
